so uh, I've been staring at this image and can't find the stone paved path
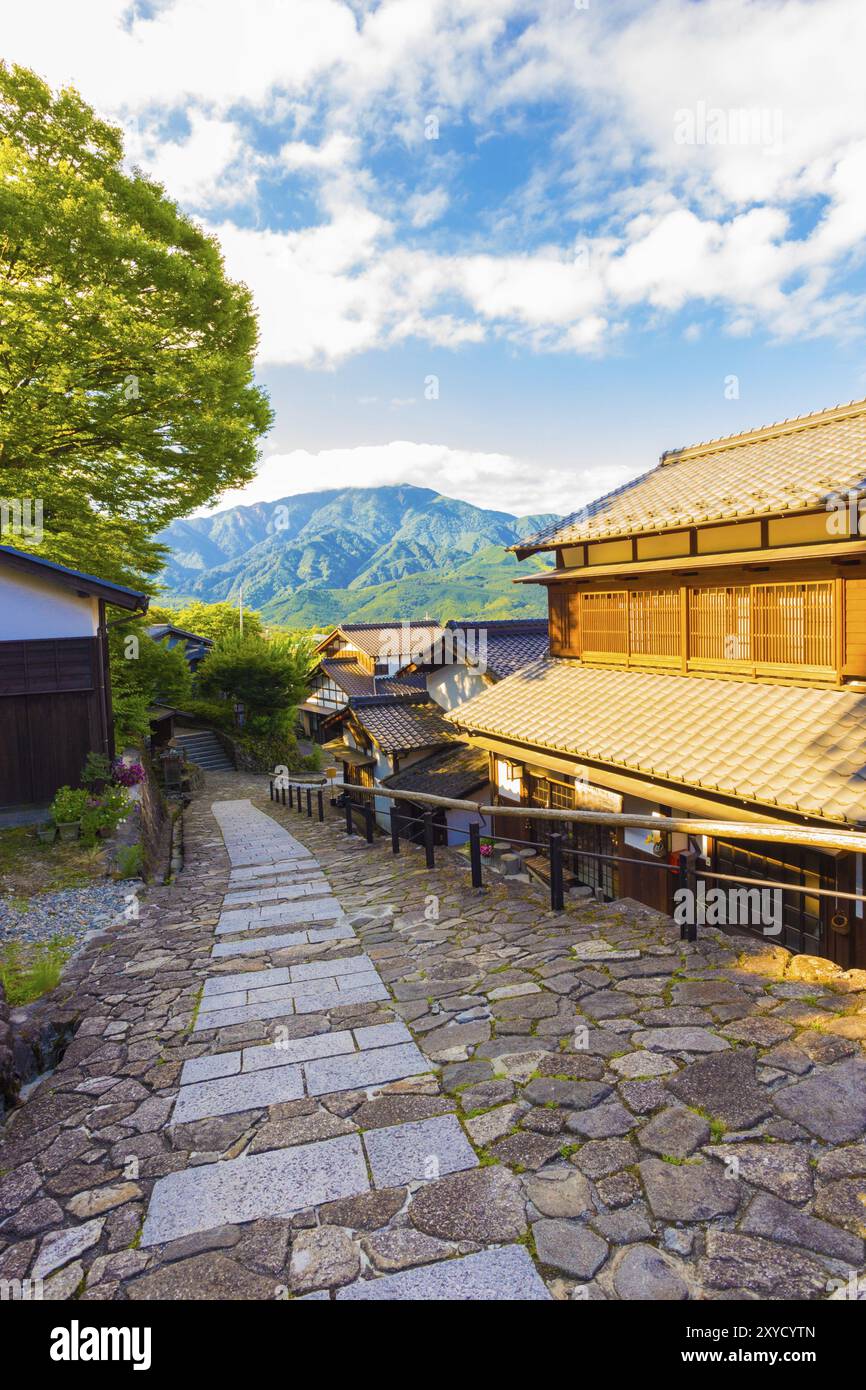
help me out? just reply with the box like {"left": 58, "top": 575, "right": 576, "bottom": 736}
{"left": 1, "top": 771, "right": 865, "bottom": 1300}
{"left": 135, "top": 797, "right": 546, "bottom": 1301}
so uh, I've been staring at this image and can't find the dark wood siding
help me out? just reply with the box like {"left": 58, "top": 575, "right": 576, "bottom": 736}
{"left": 0, "top": 637, "right": 109, "bottom": 807}
{"left": 0, "top": 638, "right": 97, "bottom": 695}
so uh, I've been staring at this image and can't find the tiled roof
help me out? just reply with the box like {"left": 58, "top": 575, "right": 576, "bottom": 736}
{"left": 519, "top": 399, "right": 866, "bottom": 550}
{"left": 351, "top": 699, "right": 459, "bottom": 754}
{"left": 383, "top": 743, "right": 490, "bottom": 799}
{"left": 484, "top": 630, "right": 549, "bottom": 679}
{"left": 320, "top": 659, "right": 426, "bottom": 699}
{"left": 446, "top": 658, "right": 866, "bottom": 825}
{"left": 319, "top": 621, "right": 444, "bottom": 659}
{"left": 409, "top": 618, "right": 549, "bottom": 680}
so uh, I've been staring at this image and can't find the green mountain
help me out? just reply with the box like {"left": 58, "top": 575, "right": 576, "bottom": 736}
{"left": 158, "top": 485, "right": 559, "bottom": 625}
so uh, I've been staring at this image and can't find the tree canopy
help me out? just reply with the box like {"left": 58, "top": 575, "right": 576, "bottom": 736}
{"left": 170, "top": 600, "right": 264, "bottom": 643}
{"left": 0, "top": 63, "right": 272, "bottom": 588}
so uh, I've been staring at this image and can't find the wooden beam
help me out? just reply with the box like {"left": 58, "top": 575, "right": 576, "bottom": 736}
{"left": 312, "top": 780, "right": 866, "bottom": 854}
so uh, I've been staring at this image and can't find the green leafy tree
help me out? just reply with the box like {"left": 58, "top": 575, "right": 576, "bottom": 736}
{"left": 174, "top": 600, "right": 264, "bottom": 643}
{"left": 197, "top": 634, "right": 314, "bottom": 735}
{"left": 0, "top": 64, "right": 272, "bottom": 587}
{"left": 109, "top": 625, "right": 193, "bottom": 744}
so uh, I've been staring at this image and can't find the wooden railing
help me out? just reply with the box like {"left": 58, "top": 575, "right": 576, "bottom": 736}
{"left": 269, "top": 774, "right": 866, "bottom": 945}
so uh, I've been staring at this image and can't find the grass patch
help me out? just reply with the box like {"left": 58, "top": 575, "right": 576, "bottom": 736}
{"left": 0, "top": 825, "right": 107, "bottom": 898}
{"left": 0, "top": 934, "right": 76, "bottom": 1005}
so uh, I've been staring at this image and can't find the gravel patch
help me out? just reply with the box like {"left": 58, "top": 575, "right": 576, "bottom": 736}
{"left": 0, "top": 881, "right": 138, "bottom": 946}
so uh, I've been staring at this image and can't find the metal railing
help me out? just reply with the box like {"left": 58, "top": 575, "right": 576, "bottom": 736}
{"left": 268, "top": 774, "right": 866, "bottom": 947}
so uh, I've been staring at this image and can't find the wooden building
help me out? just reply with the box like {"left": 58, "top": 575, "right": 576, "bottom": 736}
{"left": 297, "top": 621, "right": 440, "bottom": 744}
{"left": 447, "top": 400, "right": 866, "bottom": 968}
{"left": 146, "top": 623, "right": 213, "bottom": 672}
{"left": 0, "top": 546, "right": 149, "bottom": 808}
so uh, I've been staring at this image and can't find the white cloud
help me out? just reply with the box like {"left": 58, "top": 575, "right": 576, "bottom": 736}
{"left": 5, "top": 0, "right": 866, "bottom": 362}
{"left": 126, "top": 111, "right": 256, "bottom": 208}
{"left": 279, "top": 132, "right": 359, "bottom": 172}
{"left": 406, "top": 186, "right": 450, "bottom": 228}
{"left": 204, "top": 439, "right": 637, "bottom": 519}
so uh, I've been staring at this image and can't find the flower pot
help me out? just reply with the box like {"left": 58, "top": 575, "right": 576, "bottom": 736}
{"left": 57, "top": 820, "right": 81, "bottom": 842}
{"left": 37, "top": 825, "right": 57, "bottom": 844}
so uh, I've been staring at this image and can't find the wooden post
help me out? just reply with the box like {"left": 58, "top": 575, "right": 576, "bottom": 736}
{"left": 549, "top": 831, "right": 565, "bottom": 911}
{"left": 317, "top": 789, "right": 324, "bottom": 823}
{"left": 269, "top": 778, "right": 274, "bottom": 801}
{"left": 390, "top": 805, "right": 401, "bottom": 855}
{"left": 678, "top": 850, "right": 698, "bottom": 942}
{"left": 469, "top": 821, "right": 483, "bottom": 889}
{"left": 423, "top": 811, "right": 435, "bottom": 869}
{"left": 363, "top": 802, "right": 375, "bottom": 844}
{"left": 306, "top": 787, "right": 312, "bottom": 817}
{"left": 281, "top": 784, "right": 286, "bottom": 807}
{"left": 345, "top": 795, "right": 353, "bottom": 836}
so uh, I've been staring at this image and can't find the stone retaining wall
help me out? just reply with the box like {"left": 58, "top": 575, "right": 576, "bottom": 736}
{"left": 0, "top": 981, "right": 16, "bottom": 1119}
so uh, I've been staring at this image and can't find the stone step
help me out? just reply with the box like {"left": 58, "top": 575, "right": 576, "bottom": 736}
{"left": 141, "top": 1134, "right": 370, "bottom": 1246}
{"left": 211, "top": 923, "right": 354, "bottom": 958}
{"left": 335, "top": 1246, "right": 551, "bottom": 1301}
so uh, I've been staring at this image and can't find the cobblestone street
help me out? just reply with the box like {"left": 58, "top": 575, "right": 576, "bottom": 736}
{"left": 1, "top": 770, "right": 865, "bottom": 1301}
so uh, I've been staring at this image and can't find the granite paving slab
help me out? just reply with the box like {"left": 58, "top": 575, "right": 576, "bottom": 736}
{"left": 336, "top": 1246, "right": 551, "bottom": 1300}
{"left": 141, "top": 1135, "right": 369, "bottom": 1245}
{"left": 305, "top": 1041, "right": 432, "bottom": 1096}
{"left": 363, "top": 1115, "right": 478, "bottom": 1187}
{"left": 171, "top": 1064, "right": 305, "bottom": 1124}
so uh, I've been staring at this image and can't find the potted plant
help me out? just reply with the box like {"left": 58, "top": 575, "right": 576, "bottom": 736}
{"left": 98, "top": 785, "right": 131, "bottom": 836}
{"left": 79, "top": 786, "right": 131, "bottom": 846}
{"left": 49, "top": 786, "right": 88, "bottom": 841}
{"left": 36, "top": 822, "right": 57, "bottom": 845}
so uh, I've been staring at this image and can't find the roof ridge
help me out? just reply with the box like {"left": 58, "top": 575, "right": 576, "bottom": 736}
{"left": 660, "top": 397, "right": 866, "bottom": 465}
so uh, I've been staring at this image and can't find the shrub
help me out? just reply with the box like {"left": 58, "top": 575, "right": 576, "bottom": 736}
{"left": 115, "top": 843, "right": 144, "bottom": 879}
{"left": 50, "top": 786, "right": 88, "bottom": 825}
{"left": 181, "top": 698, "right": 236, "bottom": 733}
{"left": 81, "top": 751, "right": 112, "bottom": 789}
{"left": 196, "top": 633, "right": 315, "bottom": 735}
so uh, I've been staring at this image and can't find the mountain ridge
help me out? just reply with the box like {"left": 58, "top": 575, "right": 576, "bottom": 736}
{"left": 158, "top": 485, "right": 559, "bottom": 625}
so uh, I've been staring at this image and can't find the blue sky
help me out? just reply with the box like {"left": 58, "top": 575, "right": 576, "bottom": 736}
{"left": 6, "top": 0, "right": 866, "bottom": 517}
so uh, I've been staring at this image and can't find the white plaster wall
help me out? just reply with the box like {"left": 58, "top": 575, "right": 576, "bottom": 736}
{"left": 426, "top": 664, "right": 487, "bottom": 712}
{"left": 445, "top": 786, "right": 490, "bottom": 847}
{"left": 0, "top": 568, "right": 98, "bottom": 639}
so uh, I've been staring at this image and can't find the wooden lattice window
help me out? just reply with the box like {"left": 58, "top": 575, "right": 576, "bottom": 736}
{"left": 752, "top": 582, "right": 834, "bottom": 667}
{"left": 629, "top": 589, "right": 681, "bottom": 657}
{"left": 689, "top": 582, "right": 834, "bottom": 668}
{"left": 689, "top": 586, "right": 751, "bottom": 661}
{"left": 581, "top": 591, "right": 628, "bottom": 652}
